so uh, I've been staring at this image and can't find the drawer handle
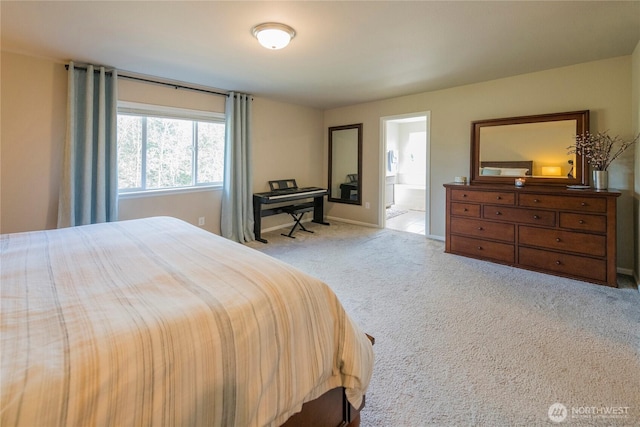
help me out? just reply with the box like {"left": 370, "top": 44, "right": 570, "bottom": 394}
{"left": 495, "top": 211, "right": 501, "bottom": 215}
{"left": 556, "top": 238, "right": 561, "bottom": 242}
{"left": 463, "top": 208, "right": 468, "bottom": 212}
{"left": 555, "top": 260, "right": 562, "bottom": 265}
{"left": 533, "top": 215, "right": 540, "bottom": 220}
{"left": 477, "top": 227, "right": 483, "bottom": 231}
{"left": 533, "top": 199, "right": 540, "bottom": 203}
{"left": 581, "top": 202, "right": 586, "bottom": 206}
{"left": 477, "top": 246, "right": 483, "bottom": 250}
{"left": 496, "top": 196, "right": 502, "bottom": 200}
{"left": 579, "top": 220, "right": 585, "bottom": 224}
{"left": 462, "top": 194, "right": 468, "bottom": 198}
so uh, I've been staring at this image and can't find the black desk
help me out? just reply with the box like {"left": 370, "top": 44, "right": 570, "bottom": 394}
{"left": 253, "top": 187, "right": 329, "bottom": 243}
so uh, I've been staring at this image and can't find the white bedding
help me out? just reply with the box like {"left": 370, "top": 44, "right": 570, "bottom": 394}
{"left": 1, "top": 217, "right": 373, "bottom": 426}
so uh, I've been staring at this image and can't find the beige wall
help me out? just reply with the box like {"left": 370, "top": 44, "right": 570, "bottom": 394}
{"left": 251, "top": 97, "right": 324, "bottom": 231}
{"left": 1, "top": 49, "right": 637, "bottom": 274}
{"left": 1, "top": 50, "right": 323, "bottom": 235}
{"left": 324, "top": 56, "right": 636, "bottom": 272}
{"left": 1, "top": 51, "right": 66, "bottom": 232}
{"left": 119, "top": 81, "right": 325, "bottom": 234}
{"left": 633, "top": 40, "right": 640, "bottom": 283}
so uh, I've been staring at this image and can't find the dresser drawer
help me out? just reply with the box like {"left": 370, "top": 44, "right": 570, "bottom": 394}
{"left": 483, "top": 206, "right": 556, "bottom": 226}
{"left": 519, "top": 226, "right": 606, "bottom": 257}
{"left": 451, "top": 202, "right": 480, "bottom": 217}
{"left": 519, "top": 193, "right": 607, "bottom": 213}
{"left": 451, "top": 217, "right": 515, "bottom": 242}
{"left": 450, "top": 235, "right": 514, "bottom": 263}
{"left": 451, "top": 189, "right": 514, "bottom": 205}
{"left": 519, "top": 247, "right": 606, "bottom": 282}
{"left": 559, "top": 213, "right": 606, "bottom": 233}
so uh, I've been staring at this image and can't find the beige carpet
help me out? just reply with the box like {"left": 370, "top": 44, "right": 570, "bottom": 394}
{"left": 246, "top": 221, "right": 640, "bottom": 426}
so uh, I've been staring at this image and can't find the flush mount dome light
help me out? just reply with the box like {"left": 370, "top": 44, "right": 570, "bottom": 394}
{"left": 252, "top": 22, "right": 296, "bottom": 50}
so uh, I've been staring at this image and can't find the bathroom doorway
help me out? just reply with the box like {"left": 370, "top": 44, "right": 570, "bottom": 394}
{"left": 380, "top": 112, "right": 430, "bottom": 235}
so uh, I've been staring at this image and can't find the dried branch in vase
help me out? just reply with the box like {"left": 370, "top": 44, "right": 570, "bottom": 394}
{"left": 567, "top": 131, "right": 639, "bottom": 171}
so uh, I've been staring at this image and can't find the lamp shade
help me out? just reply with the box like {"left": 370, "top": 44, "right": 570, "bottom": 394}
{"left": 541, "top": 166, "right": 562, "bottom": 176}
{"left": 252, "top": 23, "right": 296, "bottom": 50}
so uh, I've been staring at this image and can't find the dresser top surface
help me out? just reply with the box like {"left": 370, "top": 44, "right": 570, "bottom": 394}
{"left": 444, "top": 183, "right": 621, "bottom": 197}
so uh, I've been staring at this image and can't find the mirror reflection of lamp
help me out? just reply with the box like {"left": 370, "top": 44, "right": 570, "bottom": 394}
{"left": 541, "top": 166, "right": 562, "bottom": 176}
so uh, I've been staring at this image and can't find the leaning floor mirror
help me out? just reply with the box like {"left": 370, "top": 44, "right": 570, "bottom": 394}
{"left": 328, "top": 123, "right": 363, "bottom": 205}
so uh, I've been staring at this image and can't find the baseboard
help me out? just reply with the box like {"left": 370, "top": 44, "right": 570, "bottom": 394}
{"left": 261, "top": 217, "right": 371, "bottom": 234}
{"left": 617, "top": 267, "right": 634, "bottom": 276}
{"left": 325, "top": 216, "right": 379, "bottom": 228}
{"left": 328, "top": 216, "right": 447, "bottom": 241}
{"left": 616, "top": 267, "right": 639, "bottom": 291}
{"left": 261, "top": 218, "right": 312, "bottom": 234}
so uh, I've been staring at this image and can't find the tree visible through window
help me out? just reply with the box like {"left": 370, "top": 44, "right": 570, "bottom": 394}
{"left": 117, "top": 104, "right": 225, "bottom": 192}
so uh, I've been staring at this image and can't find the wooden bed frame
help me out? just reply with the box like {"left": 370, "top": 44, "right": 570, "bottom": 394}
{"left": 281, "top": 334, "right": 375, "bottom": 427}
{"left": 281, "top": 387, "right": 364, "bottom": 427}
{"left": 480, "top": 160, "right": 533, "bottom": 175}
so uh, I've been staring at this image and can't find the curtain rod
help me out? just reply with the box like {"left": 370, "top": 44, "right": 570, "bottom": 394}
{"left": 65, "top": 64, "right": 229, "bottom": 98}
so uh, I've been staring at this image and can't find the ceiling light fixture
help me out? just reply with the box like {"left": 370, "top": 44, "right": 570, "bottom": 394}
{"left": 252, "top": 22, "right": 296, "bottom": 50}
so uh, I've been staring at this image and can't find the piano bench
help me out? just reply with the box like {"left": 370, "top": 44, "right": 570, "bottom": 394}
{"left": 281, "top": 203, "right": 315, "bottom": 238}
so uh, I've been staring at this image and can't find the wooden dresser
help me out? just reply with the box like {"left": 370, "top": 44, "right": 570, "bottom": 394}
{"left": 444, "top": 183, "right": 620, "bottom": 287}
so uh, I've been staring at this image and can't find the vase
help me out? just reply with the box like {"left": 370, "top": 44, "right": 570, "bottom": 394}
{"left": 592, "top": 170, "right": 608, "bottom": 190}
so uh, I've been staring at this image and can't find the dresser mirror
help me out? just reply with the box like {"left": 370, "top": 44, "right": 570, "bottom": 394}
{"left": 328, "top": 123, "right": 363, "bottom": 205}
{"left": 471, "top": 110, "right": 589, "bottom": 186}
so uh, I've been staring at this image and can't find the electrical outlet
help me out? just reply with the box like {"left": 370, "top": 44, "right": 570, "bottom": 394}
{"left": 365, "top": 202, "right": 370, "bottom": 209}
{"left": 198, "top": 217, "right": 205, "bottom": 226}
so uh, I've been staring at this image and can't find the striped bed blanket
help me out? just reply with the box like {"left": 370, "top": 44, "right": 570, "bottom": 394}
{"left": 1, "top": 217, "right": 373, "bottom": 426}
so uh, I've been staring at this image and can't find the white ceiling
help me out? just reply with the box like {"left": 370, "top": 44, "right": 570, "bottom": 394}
{"left": 2, "top": 1, "right": 639, "bottom": 109}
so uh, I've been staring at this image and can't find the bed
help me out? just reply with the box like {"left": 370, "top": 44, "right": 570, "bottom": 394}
{"left": 1, "top": 217, "right": 374, "bottom": 426}
{"left": 480, "top": 160, "right": 533, "bottom": 176}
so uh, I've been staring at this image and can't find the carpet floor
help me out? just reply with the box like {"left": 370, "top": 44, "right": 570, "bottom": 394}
{"left": 246, "top": 221, "right": 640, "bottom": 426}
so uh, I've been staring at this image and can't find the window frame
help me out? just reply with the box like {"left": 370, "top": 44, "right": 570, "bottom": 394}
{"left": 117, "top": 101, "right": 225, "bottom": 196}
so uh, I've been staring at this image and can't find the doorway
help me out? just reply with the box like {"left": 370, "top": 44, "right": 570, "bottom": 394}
{"left": 380, "top": 112, "right": 430, "bottom": 235}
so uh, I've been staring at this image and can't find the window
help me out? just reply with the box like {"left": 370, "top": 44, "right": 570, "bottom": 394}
{"left": 117, "top": 102, "right": 225, "bottom": 193}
